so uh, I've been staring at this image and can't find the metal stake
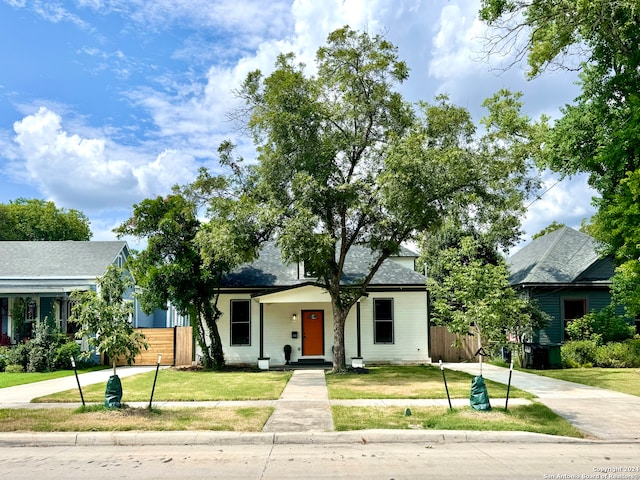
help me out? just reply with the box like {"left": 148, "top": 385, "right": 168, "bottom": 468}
{"left": 505, "top": 361, "right": 514, "bottom": 411}
{"left": 149, "top": 354, "right": 162, "bottom": 409}
{"left": 440, "top": 360, "right": 452, "bottom": 410}
{"left": 71, "top": 356, "right": 85, "bottom": 406}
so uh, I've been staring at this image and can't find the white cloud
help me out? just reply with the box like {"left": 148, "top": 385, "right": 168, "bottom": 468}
{"left": 520, "top": 171, "right": 597, "bottom": 245}
{"left": 11, "top": 107, "right": 199, "bottom": 212}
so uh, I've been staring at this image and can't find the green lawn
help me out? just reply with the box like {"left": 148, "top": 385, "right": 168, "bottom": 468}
{"left": 332, "top": 402, "right": 584, "bottom": 437}
{"left": 326, "top": 365, "right": 534, "bottom": 399}
{"left": 530, "top": 367, "right": 640, "bottom": 396}
{"left": 0, "top": 405, "right": 273, "bottom": 432}
{"left": 0, "top": 366, "right": 108, "bottom": 389}
{"left": 34, "top": 368, "right": 292, "bottom": 402}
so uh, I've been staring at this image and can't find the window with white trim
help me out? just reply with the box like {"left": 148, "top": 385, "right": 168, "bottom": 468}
{"left": 374, "top": 298, "right": 394, "bottom": 344}
{"left": 230, "top": 300, "right": 251, "bottom": 346}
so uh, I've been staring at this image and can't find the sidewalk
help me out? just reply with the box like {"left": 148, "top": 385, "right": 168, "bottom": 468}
{"left": 446, "top": 362, "right": 640, "bottom": 441}
{"left": 1, "top": 364, "right": 638, "bottom": 445}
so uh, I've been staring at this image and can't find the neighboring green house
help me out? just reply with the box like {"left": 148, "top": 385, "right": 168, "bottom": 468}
{"left": 507, "top": 227, "right": 635, "bottom": 345}
{"left": 0, "top": 241, "right": 186, "bottom": 344}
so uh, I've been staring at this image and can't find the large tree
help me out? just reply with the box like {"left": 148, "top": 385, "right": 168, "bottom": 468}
{"left": 480, "top": 0, "right": 640, "bottom": 313}
{"left": 0, "top": 198, "right": 91, "bottom": 241}
{"left": 421, "top": 224, "right": 549, "bottom": 367}
{"left": 115, "top": 170, "right": 262, "bottom": 370}
{"left": 227, "top": 26, "right": 541, "bottom": 372}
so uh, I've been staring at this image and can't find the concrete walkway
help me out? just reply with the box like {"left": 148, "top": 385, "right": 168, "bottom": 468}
{"left": 262, "top": 369, "right": 334, "bottom": 432}
{"left": 0, "top": 366, "right": 162, "bottom": 406}
{"left": 446, "top": 362, "right": 640, "bottom": 441}
{"left": 1, "top": 364, "right": 639, "bottom": 443}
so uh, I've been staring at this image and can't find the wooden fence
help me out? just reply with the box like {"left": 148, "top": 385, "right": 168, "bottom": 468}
{"left": 115, "top": 326, "right": 193, "bottom": 367}
{"left": 429, "top": 326, "right": 476, "bottom": 362}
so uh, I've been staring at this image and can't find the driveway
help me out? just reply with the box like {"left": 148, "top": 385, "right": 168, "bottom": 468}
{"left": 446, "top": 362, "right": 640, "bottom": 441}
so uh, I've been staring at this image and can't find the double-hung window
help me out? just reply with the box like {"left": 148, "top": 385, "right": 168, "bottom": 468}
{"left": 374, "top": 298, "right": 394, "bottom": 344}
{"left": 230, "top": 300, "right": 251, "bottom": 346}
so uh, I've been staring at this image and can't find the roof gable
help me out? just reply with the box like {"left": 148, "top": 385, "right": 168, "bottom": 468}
{"left": 222, "top": 241, "right": 426, "bottom": 288}
{"left": 0, "top": 241, "right": 129, "bottom": 279}
{"left": 507, "top": 227, "right": 612, "bottom": 286}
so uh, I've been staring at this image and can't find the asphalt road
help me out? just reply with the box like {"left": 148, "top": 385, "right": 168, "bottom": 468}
{"left": 1, "top": 441, "right": 639, "bottom": 479}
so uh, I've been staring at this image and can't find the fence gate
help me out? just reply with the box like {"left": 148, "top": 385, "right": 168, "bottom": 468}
{"left": 429, "top": 326, "right": 476, "bottom": 362}
{"left": 115, "top": 326, "right": 193, "bottom": 367}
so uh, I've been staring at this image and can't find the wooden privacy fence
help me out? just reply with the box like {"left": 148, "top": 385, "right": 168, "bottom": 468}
{"left": 429, "top": 326, "right": 476, "bottom": 362}
{"left": 115, "top": 326, "right": 193, "bottom": 367}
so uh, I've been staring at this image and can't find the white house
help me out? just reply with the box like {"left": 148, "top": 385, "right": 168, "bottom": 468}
{"left": 212, "top": 242, "right": 430, "bottom": 368}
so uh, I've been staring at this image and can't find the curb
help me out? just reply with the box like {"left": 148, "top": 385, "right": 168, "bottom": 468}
{"left": 0, "top": 429, "right": 599, "bottom": 447}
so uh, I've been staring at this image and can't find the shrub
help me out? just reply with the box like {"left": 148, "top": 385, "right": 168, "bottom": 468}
{"left": 0, "top": 346, "right": 8, "bottom": 372}
{"left": 594, "top": 339, "right": 640, "bottom": 368}
{"left": 566, "top": 306, "right": 635, "bottom": 343}
{"left": 5, "top": 343, "right": 30, "bottom": 370}
{"left": 5, "top": 364, "right": 24, "bottom": 373}
{"left": 561, "top": 340, "right": 598, "bottom": 368}
{"left": 54, "top": 341, "right": 81, "bottom": 370}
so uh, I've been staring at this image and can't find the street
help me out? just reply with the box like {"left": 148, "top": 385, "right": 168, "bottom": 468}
{"left": 1, "top": 441, "right": 639, "bottom": 479}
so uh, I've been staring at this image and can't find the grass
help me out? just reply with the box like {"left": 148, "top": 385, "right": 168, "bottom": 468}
{"left": 0, "top": 405, "right": 273, "bottom": 432}
{"left": 332, "top": 403, "right": 584, "bottom": 438}
{"left": 530, "top": 367, "right": 640, "bottom": 396}
{"left": 326, "top": 365, "right": 534, "bottom": 400}
{"left": 0, "top": 366, "right": 108, "bottom": 389}
{"left": 34, "top": 368, "right": 292, "bottom": 402}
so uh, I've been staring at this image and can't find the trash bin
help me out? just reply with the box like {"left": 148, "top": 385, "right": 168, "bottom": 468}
{"left": 547, "top": 344, "right": 562, "bottom": 369}
{"left": 470, "top": 375, "right": 491, "bottom": 411}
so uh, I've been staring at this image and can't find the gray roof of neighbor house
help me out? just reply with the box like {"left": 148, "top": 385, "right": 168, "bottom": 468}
{"left": 222, "top": 241, "right": 426, "bottom": 288}
{"left": 507, "top": 227, "right": 614, "bottom": 286}
{"left": 0, "top": 241, "right": 128, "bottom": 279}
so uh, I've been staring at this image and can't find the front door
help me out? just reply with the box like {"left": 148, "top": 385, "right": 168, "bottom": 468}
{"left": 302, "top": 310, "right": 324, "bottom": 356}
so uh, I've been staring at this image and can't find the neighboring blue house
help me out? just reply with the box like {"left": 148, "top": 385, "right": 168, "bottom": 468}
{"left": 507, "top": 227, "right": 636, "bottom": 345}
{"left": 0, "top": 241, "right": 186, "bottom": 343}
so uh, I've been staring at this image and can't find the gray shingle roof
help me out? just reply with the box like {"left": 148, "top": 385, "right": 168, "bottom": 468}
{"left": 0, "top": 241, "right": 128, "bottom": 279}
{"left": 507, "top": 227, "right": 613, "bottom": 285}
{"left": 222, "top": 241, "right": 426, "bottom": 288}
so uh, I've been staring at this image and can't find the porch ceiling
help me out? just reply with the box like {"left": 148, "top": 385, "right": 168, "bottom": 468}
{"left": 252, "top": 284, "right": 332, "bottom": 304}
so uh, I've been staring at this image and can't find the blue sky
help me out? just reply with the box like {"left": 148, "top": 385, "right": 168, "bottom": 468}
{"left": 0, "top": 0, "right": 596, "bottom": 251}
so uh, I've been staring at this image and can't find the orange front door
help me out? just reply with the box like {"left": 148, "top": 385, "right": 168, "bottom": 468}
{"left": 302, "top": 310, "right": 324, "bottom": 356}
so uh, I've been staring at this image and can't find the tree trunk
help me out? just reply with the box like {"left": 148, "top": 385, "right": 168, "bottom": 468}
{"left": 191, "top": 303, "right": 212, "bottom": 368}
{"left": 203, "top": 300, "right": 225, "bottom": 371}
{"left": 331, "top": 299, "right": 348, "bottom": 373}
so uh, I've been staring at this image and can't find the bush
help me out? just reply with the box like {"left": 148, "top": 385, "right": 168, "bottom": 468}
{"left": 566, "top": 307, "right": 635, "bottom": 343}
{"left": 562, "top": 339, "right": 640, "bottom": 368}
{"left": 0, "top": 346, "right": 8, "bottom": 372}
{"left": 5, "top": 364, "right": 24, "bottom": 373}
{"left": 594, "top": 339, "right": 640, "bottom": 368}
{"left": 54, "top": 341, "right": 81, "bottom": 370}
{"left": 561, "top": 340, "right": 598, "bottom": 368}
{"left": 5, "top": 343, "right": 30, "bottom": 370}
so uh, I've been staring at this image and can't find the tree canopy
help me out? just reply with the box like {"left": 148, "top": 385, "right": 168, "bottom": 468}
{"left": 223, "top": 26, "right": 543, "bottom": 371}
{"left": 480, "top": 0, "right": 640, "bottom": 317}
{"left": 0, "top": 198, "right": 91, "bottom": 241}
{"left": 70, "top": 265, "right": 148, "bottom": 375}
{"left": 115, "top": 169, "right": 262, "bottom": 370}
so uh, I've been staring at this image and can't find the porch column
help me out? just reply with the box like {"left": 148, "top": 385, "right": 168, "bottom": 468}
{"left": 259, "top": 303, "right": 264, "bottom": 358}
{"left": 356, "top": 301, "right": 362, "bottom": 358}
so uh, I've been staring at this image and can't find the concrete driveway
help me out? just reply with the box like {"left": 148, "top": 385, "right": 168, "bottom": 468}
{"left": 446, "top": 362, "right": 640, "bottom": 441}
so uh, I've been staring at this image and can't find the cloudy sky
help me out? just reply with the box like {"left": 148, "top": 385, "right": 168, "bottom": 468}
{"left": 0, "top": 0, "right": 596, "bottom": 251}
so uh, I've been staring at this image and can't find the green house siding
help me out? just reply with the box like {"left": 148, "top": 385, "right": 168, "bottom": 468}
{"left": 39, "top": 297, "right": 57, "bottom": 323}
{"left": 528, "top": 287, "right": 616, "bottom": 344}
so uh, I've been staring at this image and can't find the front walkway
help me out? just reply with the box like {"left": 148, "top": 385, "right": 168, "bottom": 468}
{"left": 262, "top": 369, "right": 334, "bottom": 432}
{"left": 446, "top": 362, "right": 640, "bottom": 441}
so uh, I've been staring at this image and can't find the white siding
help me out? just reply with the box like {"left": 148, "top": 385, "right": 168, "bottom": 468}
{"left": 200, "top": 290, "right": 429, "bottom": 366}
